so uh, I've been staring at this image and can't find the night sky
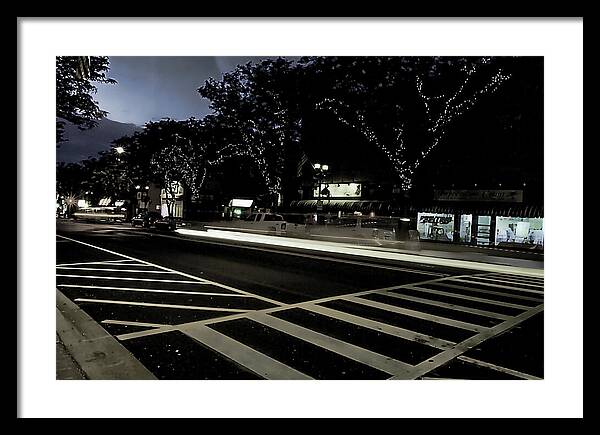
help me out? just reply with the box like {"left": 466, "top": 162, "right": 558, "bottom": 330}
{"left": 95, "top": 56, "right": 296, "bottom": 125}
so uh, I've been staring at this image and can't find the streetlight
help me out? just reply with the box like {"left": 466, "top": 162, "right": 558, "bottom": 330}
{"left": 115, "top": 146, "right": 125, "bottom": 154}
{"left": 313, "top": 163, "right": 329, "bottom": 214}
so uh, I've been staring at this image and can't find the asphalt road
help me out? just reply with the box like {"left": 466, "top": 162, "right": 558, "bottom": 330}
{"left": 56, "top": 220, "right": 544, "bottom": 380}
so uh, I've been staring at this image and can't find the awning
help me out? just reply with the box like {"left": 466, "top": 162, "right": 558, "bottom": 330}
{"left": 415, "top": 204, "right": 544, "bottom": 218}
{"left": 289, "top": 200, "right": 394, "bottom": 213}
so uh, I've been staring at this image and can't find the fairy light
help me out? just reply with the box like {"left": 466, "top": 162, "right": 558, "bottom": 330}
{"left": 317, "top": 57, "right": 511, "bottom": 192}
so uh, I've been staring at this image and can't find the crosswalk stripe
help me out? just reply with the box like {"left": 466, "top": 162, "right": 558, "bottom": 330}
{"left": 465, "top": 275, "right": 544, "bottom": 288}
{"left": 73, "top": 298, "right": 249, "bottom": 312}
{"left": 403, "top": 285, "right": 533, "bottom": 310}
{"left": 101, "top": 319, "right": 168, "bottom": 328}
{"left": 56, "top": 267, "right": 177, "bottom": 274}
{"left": 379, "top": 291, "right": 511, "bottom": 321}
{"left": 58, "top": 284, "right": 248, "bottom": 297}
{"left": 457, "top": 356, "right": 542, "bottom": 380}
{"left": 343, "top": 296, "right": 487, "bottom": 333}
{"left": 57, "top": 275, "right": 211, "bottom": 284}
{"left": 246, "top": 311, "right": 415, "bottom": 377}
{"left": 180, "top": 323, "right": 312, "bottom": 380}
{"left": 303, "top": 304, "right": 455, "bottom": 350}
{"left": 449, "top": 277, "right": 544, "bottom": 295}
{"left": 427, "top": 282, "right": 543, "bottom": 303}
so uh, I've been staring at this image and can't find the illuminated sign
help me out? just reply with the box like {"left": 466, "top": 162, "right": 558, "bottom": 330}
{"left": 230, "top": 199, "right": 253, "bottom": 208}
{"left": 313, "top": 183, "right": 361, "bottom": 198}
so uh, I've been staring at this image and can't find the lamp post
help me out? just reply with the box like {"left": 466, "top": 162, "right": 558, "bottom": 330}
{"left": 313, "top": 163, "right": 329, "bottom": 213}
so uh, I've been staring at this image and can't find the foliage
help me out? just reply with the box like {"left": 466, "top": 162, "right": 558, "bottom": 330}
{"left": 56, "top": 56, "right": 116, "bottom": 143}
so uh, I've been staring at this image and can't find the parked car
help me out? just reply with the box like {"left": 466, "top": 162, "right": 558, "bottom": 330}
{"left": 131, "top": 211, "right": 162, "bottom": 228}
{"left": 240, "top": 212, "right": 287, "bottom": 234}
{"left": 154, "top": 216, "right": 177, "bottom": 231}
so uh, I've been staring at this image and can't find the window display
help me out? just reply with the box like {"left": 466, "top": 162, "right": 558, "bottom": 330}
{"left": 495, "top": 216, "right": 544, "bottom": 246}
{"left": 417, "top": 212, "right": 454, "bottom": 242}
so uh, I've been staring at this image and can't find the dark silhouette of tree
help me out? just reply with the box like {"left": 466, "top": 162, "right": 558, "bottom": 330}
{"left": 308, "top": 56, "right": 511, "bottom": 192}
{"left": 56, "top": 56, "right": 116, "bottom": 143}
{"left": 198, "top": 58, "right": 302, "bottom": 203}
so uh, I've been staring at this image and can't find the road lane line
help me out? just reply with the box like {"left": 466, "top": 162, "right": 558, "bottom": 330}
{"left": 343, "top": 296, "right": 487, "bottom": 333}
{"left": 449, "top": 277, "right": 544, "bottom": 294}
{"left": 58, "top": 284, "right": 250, "bottom": 297}
{"left": 179, "top": 323, "right": 313, "bottom": 380}
{"left": 245, "top": 311, "right": 415, "bottom": 378}
{"left": 391, "top": 304, "right": 544, "bottom": 380}
{"left": 57, "top": 274, "right": 212, "bottom": 284}
{"left": 403, "top": 285, "right": 533, "bottom": 310}
{"left": 378, "top": 291, "right": 511, "bottom": 321}
{"left": 73, "top": 298, "right": 250, "bottom": 313}
{"left": 56, "top": 267, "right": 178, "bottom": 274}
{"left": 56, "top": 234, "right": 285, "bottom": 307}
{"left": 456, "top": 356, "right": 542, "bottom": 380}
{"left": 101, "top": 319, "right": 169, "bottom": 328}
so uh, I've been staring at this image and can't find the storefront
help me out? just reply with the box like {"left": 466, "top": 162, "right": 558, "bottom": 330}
{"left": 415, "top": 203, "right": 544, "bottom": 248}
{"left": 416, "top": 212, "right": 455, "bottom": 242}
{"left": 160, "top": 182, "right": 184, "bottom": 218}
{"left": 495, "top": 216, "right": 544, "bottom": 246}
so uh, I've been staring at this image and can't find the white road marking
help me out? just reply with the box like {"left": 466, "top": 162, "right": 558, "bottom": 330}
{"left": 56, "top": 234, "right": 285, "bottom": 307}
{"left": 403, "top": 285, "right": 533, "bottom": 310}
{"left": 179, "top": 323, "right": 313, "bottom": 380}
{"left": 457, "top": 356, "right": 542, "bottom": 380}
{"left": 484, "top": 273, "right": 544, "bottom": 284}
{"left": 464, "top": 275, "right": 544, "bottom": 288}
{"left": 73, "top": 298, "right": 249, "bottom": 313}
{"left": 246, "top": 311, "right": 416, "bottom": 377}
{"left": 379, "top": 291, "right": 511, "bottom": 321}
{"left": 101, "top": 319, "right": 168, "bottom": 328}
{"left": 301, "top": 303, "right": 455, "bottom": 350}
{"left": 58, "top": 284, "right": 249, "bottom": 297}
{"left": 57, "top": 274, "right": 211, "bottom": 284}
{"left": 449, "top": 277, "right": 544, "bottom": 295}
{"left": 56, "top": 260, "right": 139, "bottom": 267}
{"left": 429, "top": 282, "right": 544, "bottom": 303}
{"left": 390, "top": 304, "right": 544, "bottom": 380}
{"left": 343, "top": 295, "right": 486, "bottom": 333}
{"left": 56, "top": 267, "right": 177, "bottom": 274}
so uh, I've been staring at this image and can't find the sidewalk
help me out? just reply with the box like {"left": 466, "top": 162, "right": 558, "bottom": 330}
{"left": 56, "top": 333, "right": 86, "bottom": 380}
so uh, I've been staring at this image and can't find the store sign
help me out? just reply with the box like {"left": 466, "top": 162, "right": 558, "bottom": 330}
{"left": 419, "top": 214, "right": 453, "bottom": 224}
{"left": 230, "top": 199, "right": 253, "bottom": 208}
{"left": 434, "top": 189, "right": 523, "bottom": 203}
{"left": 313, "top": 183, "right": 361, "bottom": 198}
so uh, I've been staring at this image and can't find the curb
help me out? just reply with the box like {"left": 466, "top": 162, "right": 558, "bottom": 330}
{"left": 56, "top": 289, "right": 157, "bottom": 380}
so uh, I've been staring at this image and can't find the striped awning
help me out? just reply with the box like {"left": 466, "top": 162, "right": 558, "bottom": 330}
{"left": 415, "top": 204, "right": 544, "bottom": 218}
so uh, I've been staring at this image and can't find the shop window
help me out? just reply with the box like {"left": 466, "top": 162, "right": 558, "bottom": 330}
{"left": 459, "top": 214, "right": 472, "bottom": 243}
{"left": 495, "top": 217, "right": 544, "bottom": 246}
{"left": 476, "top": 215, "right": 491, "bottom": 245}
{"left": 417, "top": 212, "right": 454, "bottom": 242}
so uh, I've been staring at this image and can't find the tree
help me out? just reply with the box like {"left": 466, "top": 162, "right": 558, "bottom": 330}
{"left": 56, "top": 56, "right": 116, "bottom": 143}
{"left": 198, "top": 58, "right": 302, "bottom": 204}
{"left": 309, "top": 56, "right": 512, "bottom": 192}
